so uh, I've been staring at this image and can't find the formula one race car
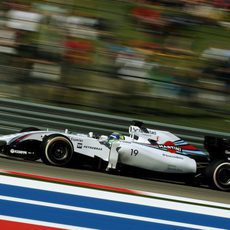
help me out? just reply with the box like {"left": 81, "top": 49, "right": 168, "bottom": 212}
{"left": 0, "top": 121, "right": 229, "bottom": 191}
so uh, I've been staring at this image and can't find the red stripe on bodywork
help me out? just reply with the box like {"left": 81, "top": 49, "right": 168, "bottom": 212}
{"left": 0, "top": 220, "right": 62, "bottom": 230}
{"left": 0, "top": 170, "right": 139, "bottom": 195}
{"left": 15, "top": 134, "right": 32, "bottom": 143}
{"left": 180, "top": 145, "right": 199, "bottom": 151}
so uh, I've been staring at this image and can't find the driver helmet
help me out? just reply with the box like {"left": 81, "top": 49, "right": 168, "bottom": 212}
{"left": 108, "top": 132, "right": 125, "bottom": 142}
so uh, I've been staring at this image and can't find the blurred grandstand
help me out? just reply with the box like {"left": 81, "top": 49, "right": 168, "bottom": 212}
{"left": 0, "top": 0, "right": 229, "bottom": 131}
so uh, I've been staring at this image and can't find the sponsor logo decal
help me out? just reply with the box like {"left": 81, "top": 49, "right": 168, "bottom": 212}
{"left": 159, "top": 145, "right": 182, "bottom": 153}
{"left": 129, "top": 126, "right": 156, "bottom": 135}
{"left": 157, "top": 141, "right": 182, "bottom": 153}
{"left": 83, "top": 146, "right": 102, "bottom": 151}
{"left": 167, "top": 165, "right": 183, "bottom": 172}
{"left": 77, "top": 143, "right": 83, "bottom": 149}
{"left": 71, "top": 138, "right": 83, "bottom": 142}
{"left": 10, "top": 149, "right": 27, "bottom": 155}
{"left": 10, "top": 149, "right": 35, "bottom": 155}
{"left": 148, "top": 130, "right": 156, "bottom": 135}
{"left": 163, "top": 153, "right": 183, "bottom": 159}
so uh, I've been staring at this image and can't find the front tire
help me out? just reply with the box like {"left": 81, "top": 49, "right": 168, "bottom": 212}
{"left": 41, "top": 134, "right": 74, "bottom": 167}
{"left": 206, "top": 160, "right": 230, "bottom": 191}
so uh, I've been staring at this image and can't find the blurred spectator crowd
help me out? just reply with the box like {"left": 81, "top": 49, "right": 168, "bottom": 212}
{"left": 0, "top": 0, "right": 229, "bottom": 113}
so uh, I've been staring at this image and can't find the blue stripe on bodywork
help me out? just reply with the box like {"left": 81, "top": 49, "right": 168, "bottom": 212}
{"left": 0, "top": 184, "right": 229, "bottom": 229}
{"left": 174, "top": 140, "right": 188, "bottom": 145}
{"left": 182, "top": 150, "right": 206, "bottom": 155}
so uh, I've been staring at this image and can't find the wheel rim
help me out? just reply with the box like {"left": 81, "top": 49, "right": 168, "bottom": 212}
{"left": 216, "top": 168, "right": 230, "bottom": 185}
{"left": 46, "top": 140, "right": 72, "bottom": 165}
{"left": 214, "top": 162, "right": 230, "bottom": 190}
{"left": 52, "top": 142, "right": 68, "bottom": 159}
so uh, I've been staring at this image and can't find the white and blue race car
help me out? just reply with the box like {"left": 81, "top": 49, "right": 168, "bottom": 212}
{"left": 0, "top": 121, "right": 229, "bottom": 191}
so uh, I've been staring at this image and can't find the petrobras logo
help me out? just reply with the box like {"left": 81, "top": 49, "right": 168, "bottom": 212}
{"left": 84, "top": 146, "right": 102, "bottom": 151}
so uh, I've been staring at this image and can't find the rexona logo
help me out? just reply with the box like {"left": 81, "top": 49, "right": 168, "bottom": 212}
{"left": 84, "top": 146, "right": 102, "bottom": 151}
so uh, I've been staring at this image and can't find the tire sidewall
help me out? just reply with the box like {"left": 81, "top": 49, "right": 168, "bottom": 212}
{"left": 206, "top": 160, "right": 230, "bottom": 191}
{"left": 42, "top": 134, "right": 74, "bottom": 166}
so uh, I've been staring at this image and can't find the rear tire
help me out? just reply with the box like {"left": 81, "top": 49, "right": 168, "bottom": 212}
{"left": 205, "top": 160, "right": 230, "bottom": 191}
{"left": 41, "top": 134, "right": 74, "bottom": 167}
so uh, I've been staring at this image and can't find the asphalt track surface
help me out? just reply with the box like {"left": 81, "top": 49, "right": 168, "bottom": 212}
{"left": 0, "top": 156, "right": 229, "bottom": 204}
